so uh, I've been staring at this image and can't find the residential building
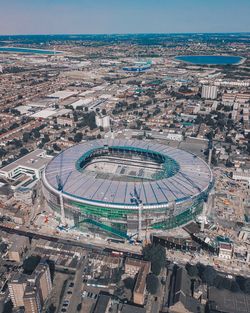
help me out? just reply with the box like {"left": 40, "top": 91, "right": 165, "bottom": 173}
{"left": 201, "top": 85, "right": 218, "bottom": 100}
{"left": 34, "top": 262, "right": 52, "bottom": 304}
{"left": 23, "top": 283, "right": 42, "bottom": 313}
{"left": 8, "top": 273, "right": 28, "bottom": 307}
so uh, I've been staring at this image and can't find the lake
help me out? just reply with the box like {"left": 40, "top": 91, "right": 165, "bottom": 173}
{"left": 0, "top": 46, "right": 62, "bottom": 55}
{"left": 175, "top": 55, "right": 243, "bottom": 65}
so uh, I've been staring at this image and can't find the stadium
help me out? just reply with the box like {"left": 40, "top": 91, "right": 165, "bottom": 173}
{"left": 42, "top": 139, "right": 213, "bottom": 239}
{"left": 122, "top": 60, "right": 152, "bottom": 72}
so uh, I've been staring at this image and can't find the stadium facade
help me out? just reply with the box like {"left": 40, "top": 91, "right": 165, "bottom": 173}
{"left": 42, "top": 139, "right": 213, "bottom": 239}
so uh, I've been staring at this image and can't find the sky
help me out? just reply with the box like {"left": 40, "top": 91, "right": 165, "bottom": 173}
{"left": 0, "top": 0, "right": 250, "bottom": 35}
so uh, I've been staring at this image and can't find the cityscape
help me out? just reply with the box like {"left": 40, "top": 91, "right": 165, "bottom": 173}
{"left": 0, "top": 2, "right": 250, "bottom": 313}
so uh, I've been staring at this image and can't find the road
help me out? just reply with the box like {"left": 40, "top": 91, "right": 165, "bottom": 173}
{"left": 0, "top": 223, "right": 142, "bottom": 259}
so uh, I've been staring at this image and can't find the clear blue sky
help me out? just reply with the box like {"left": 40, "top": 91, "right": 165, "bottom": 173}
{"left": 1, "top": 0, "right": 250, "bottom": 35}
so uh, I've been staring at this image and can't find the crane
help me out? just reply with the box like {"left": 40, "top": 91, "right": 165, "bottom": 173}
{"left": 56, "top": 154, "right": 72, "bottom": 227}
{"left": 130, "top": 185, "right": 143, "bottom": 241}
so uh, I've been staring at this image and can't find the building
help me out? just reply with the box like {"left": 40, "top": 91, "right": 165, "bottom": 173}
{"left": 57, "top": 116, "right": 75, "bottom": 127}
{"left": 201, "top": 85, "right": 218, "bottom": 100}
{"left": 125, "top": 258, "right": 151, "bottom": 305}
{"left": 0, "top": 149, "right": 51, "bottom": 180}
{"left": 8, "top": 234, "right": 30, "bottom": 263}
{"left": 8, "top": 261, "right": 51, "bottom": 311}
{"left": 34, "top": 262, "right": 52, "bottom": 304}
{"left": 23, "top": 283, "right": 42, "bottom": 313}
{"left": 95, "top": 114, "right": 111, "bottom": 129}
{"left": 153, "top": 235, "right": 200, "bottom": 252}
{"left": 42, "top": 139, "right": 213, "bottom": 237}
{"left": 168, "top": 266, "right": 203, "bottom": 313}
{"left": 218, "top": 243, "right": 233, "bottom": 260}
{"left": 133, "top": 264, "right": 150, "bottom": 305}
{"left": 47, "top": 90, "right": 78, "bottom": 101}
{"left": 93, "top": 294, "right": 112, "bottom": 313}
{"left": 232, "top": 170, "right": 250, "bottom": 185}
{"left": 8, "top": 273, "right": 27, "bottom": 307}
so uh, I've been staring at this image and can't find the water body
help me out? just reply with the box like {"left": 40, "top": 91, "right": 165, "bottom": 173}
{"left": 0, "top": 46, "right": 61, "bottom": 55}
{"left": 175, "top": 55, "right": 243, "bottom": 65}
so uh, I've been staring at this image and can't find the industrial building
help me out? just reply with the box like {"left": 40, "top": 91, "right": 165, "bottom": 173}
{"left": 42, "top": 139, "right": 213, "bottom": 238}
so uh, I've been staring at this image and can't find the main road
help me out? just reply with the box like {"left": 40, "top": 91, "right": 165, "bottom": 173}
{"left": 0, "top": 223, "right": 142, "bottom": 259}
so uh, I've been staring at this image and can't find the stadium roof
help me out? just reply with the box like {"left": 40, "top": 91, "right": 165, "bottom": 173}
{"left": 44, "top": 139, "right": 212, "bottom": 209}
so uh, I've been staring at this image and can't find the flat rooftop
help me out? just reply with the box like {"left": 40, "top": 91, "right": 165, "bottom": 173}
{"left": 0, "top": 149, "right": 51, "bottom": 173}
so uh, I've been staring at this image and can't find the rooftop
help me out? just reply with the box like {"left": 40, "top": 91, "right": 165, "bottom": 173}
{"left": 0, "top": 149, "right": 51, "bottom": 173}
{"left": 44, "top": 139, "right": 213, "bottom": 208}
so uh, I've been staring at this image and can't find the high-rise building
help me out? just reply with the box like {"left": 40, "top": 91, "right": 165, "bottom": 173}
{"left": 201, "top": 85, "right": 218, "bottom": 99}
{"left": 23, "top": 283, "right": 42, "bottom": 313}
{"left": 8, "top": 273, "right": 27, "bottom": 307}
{"left": 8, "top": 261, "right": 52, "bottom": 310}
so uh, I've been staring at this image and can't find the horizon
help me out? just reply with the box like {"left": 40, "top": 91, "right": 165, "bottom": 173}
{"left": 1, "top": 31, "right": 250, "bottom": 37}
{"left": 1, "top": 0, "right": 250, "bottom": 35}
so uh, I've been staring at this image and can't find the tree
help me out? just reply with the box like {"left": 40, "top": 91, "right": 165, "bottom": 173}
{"left": 9, "top": 122, "right": 19, "bottom": 130}
{"left": 33, "top": 129, "right": 41, "bottom": 138}
{"left": 48, "top": 304, "right": 56, "bottom": 313}
{"left": 42, "top": 134, "right": 50, "bottom": 144}
{"left": 74, "top": 132, "right": 83, "bottom": 143}
{"left": 201, "top": 266, "right": 217, "bottom": 286}
{"left": 112, "top": 268, "right": 124, "bottom": 284}
{"left": 19, "top": 148, "right": 29, "bottom": 156}
{"left": 186, "top": 263, "right": 199, "bottom": 277}
{"left": 53, "top": 143, "right": 61, "bottom": 151}
{"left": 77, "top": 303, "right": 82, "bottom": 311}
{"left": 0, "top": 148, "right": 6, "bottom": 158}
{"left": 23, "top": 255, "right": 41, "bottom": 275}
{"left": 142, "top": 244, "right": 165, "bottom": 276}
{"left": 225, "top": 159, "right": 234, "bottom": 167}
{"left": 123, "top": 277, "right": 134, "bottom": 290}
{"left": 146, "top": 273, "right": 159, "bottom": 294}
{"left": 23, "top": 132, "right": 31, "bottom": 143}
{"left": 12, "top": 139, "right": 23, "bottom": 148}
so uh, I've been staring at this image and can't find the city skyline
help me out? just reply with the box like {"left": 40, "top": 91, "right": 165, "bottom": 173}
{"left": 0, "top": 0, "right": 250, "bottom": 35}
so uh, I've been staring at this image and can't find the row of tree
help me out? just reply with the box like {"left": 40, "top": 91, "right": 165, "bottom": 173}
{"left": 186, "top": 263, "right": 250, "bottom": 293}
